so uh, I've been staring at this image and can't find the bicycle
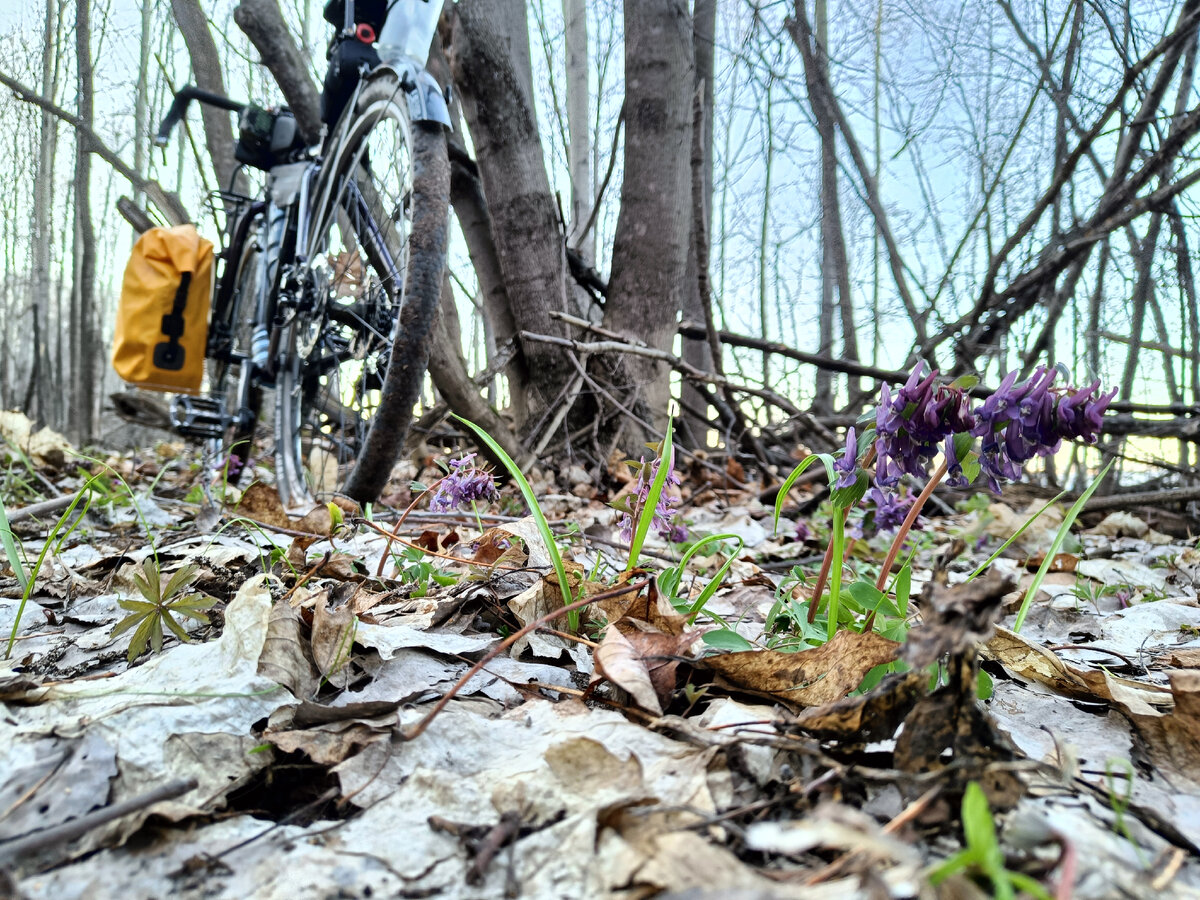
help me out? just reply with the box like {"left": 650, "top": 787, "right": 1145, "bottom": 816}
{"left": 153, "top": 0, "right": 450, "bottom": 510}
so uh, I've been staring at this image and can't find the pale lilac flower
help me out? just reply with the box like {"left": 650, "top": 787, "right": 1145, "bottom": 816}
{"left": 429, "top": 453, "right": 499, "bottom": 512}
{"left": 833, "top": 428, "right": 859, "bottom": 489}
{"left": 617, "top": 455, "right": 686, "bottom": 543}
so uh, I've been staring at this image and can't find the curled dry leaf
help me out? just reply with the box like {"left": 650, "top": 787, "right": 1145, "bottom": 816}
{"left": 985, "top": 626, "right": 1173, "bottom": 708}
{"left": 903, "top": 570, "right": 1012, "bottom": 669}
{"left": 594, "top": 626, "right": 664, "bottom": 715}
{"left": 311, "top": 590, "right": 356, "bottom": 689}
{"left": 696, "top": 629, "right": 900, "bottom": 710}
{"left": 256, "top": 598, "right": 318, "bottom": 699}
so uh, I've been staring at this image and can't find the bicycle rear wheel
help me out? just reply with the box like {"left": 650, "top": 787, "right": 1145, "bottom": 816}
{"left": 208, "top": 210, "right": 265, "bottom": 484}
{"left": 274, "top": 72, "right": 449, "bottom": 508}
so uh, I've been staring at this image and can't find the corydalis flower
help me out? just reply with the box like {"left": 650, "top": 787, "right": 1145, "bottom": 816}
{"left": 429, "top": 453, "right": 499, "bottom": 512}
{"left": 617, "top": 454, "right": 687, "bottom": 544}
{"left": 972, "top": 366, "right": 1116, "bottom": 491}
{"left": 833, "top": 428, "right": 859, "bottom": 489}
{"left": 874, "top": 365, "right": 975, "bottom": 488}
{"left": 868, "top": 485, "right": 913, "bottom": 533}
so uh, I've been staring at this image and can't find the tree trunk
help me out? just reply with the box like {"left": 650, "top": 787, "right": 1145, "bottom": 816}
{"left": 233, "top": 0, "right": 321, "bottom": 144}
{"left": 562, "top": 0, "right": 591, "bottom": 255}
{"left": 600, "top": 0, "right": 693, "bottom": 436}
{"left": 443, "top": 0, "right": 574, "bottom": 425}
{"left": 29, "top": 0, "right": 58, "bottom": 426}
{"left": 679, "top": 0, "right": 716, "bottom": 448}
{"left": 72, "top": 0, "right": 97, "bottom": 442}
{"left": 170, "top": 0, "right": 243, "bottom": 195}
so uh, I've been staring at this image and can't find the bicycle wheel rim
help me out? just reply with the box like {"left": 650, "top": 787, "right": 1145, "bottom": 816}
{"left": 208, "top": 225, "right": 262, "bottom": 485}
{"left": 275, "top": 80, "right": 414, "bottom": 508}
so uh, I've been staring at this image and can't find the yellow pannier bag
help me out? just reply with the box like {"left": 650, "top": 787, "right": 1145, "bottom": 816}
{"left": 112, "top": 224, "right": 214, "bottom": 393}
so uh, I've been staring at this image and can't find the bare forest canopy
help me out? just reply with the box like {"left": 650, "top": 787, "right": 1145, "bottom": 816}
{"left": 3, "top": 0, "right": 1200, "bottom": 489}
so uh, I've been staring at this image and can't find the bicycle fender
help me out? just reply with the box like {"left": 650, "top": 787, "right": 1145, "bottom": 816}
{"left": 370, "top": 62, "right": 451, "bottom": 128}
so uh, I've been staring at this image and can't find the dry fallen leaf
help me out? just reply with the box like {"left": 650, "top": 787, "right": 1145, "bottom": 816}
{"left": 594, "top": 626, "right": 664, "bottom": 715}
{"left": 791, "top": 670, "right": 927, "bottom": 742}
{"left": 311, "top": 590, "right": 356, "bottom": 688}
{"left": 985, "top": 626, "right": 1173, "bottom": 708}
{"left": 697, "top": 629, "right": 900, "bottom": 709}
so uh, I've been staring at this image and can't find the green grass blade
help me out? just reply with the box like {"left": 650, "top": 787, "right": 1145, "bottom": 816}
{"left": 772, "top": 453, "right": 835, "bottom": 533}
{"left": 627, "top": 418, "right": 674, "bottom": 572}
{"left": 684, "top": 535, "right": 744, "bottom": 624}
{"left": 5, "top": 479, "right": 100, "bottom": 658}
{"left": 1013, "top": 461, "right": 1112, "bottom": 633}
{"left": 0, "top": 494, "right": 27, "bottom": 590}
{"left": 967, "top": 490, "right": 1066, "bottom": 582}
{"left": 455, "top": 416, "right": 576, "bottom": 630}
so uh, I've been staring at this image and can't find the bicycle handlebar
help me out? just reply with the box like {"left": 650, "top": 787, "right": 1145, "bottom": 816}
{"left": 154, "top": 85, "right": 246, "bottom": 148}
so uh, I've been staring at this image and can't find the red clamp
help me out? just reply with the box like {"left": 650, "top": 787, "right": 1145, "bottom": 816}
{"left": 356, "top": 23, "right": 376, "bottom": 43}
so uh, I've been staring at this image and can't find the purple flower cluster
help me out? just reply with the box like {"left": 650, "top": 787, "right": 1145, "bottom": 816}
{"left": 868, "top": 485, "right": 913, "bottom": 533}
{"left": 874, "top": 366, "right": 973, "bottom": 488}
{"left": 618, "top": 455, "right": 687, "bottom": 544}
{"left": 873, "top": 364, "right": 1115, "bottom": 494}
{"left": 969, "top": 367, "right": 1117, "bottom": 492}
{"left": 429, "top": 453, "right": 499, "bottom": 512}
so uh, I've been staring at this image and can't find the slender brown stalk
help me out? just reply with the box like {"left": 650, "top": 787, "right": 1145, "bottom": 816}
{"left": 375, "top": 476, "right": 447, "bottom": 576}
{"left": 861, "top": 459, "right": 949, "bottom": 632}
{"left": 399, "top": 579, "right": 649, "bottom": 741}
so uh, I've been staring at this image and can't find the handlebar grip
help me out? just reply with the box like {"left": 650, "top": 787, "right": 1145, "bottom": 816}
{"left": 154, "top": 85, "right": 247, "bottom": 148}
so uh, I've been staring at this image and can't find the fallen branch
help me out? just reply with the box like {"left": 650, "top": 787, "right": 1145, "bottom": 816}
{"left": 521, "top": 330, "right": 805, "bottom": 419}
{"left": 0, "top": 777, "right": 198, "bottom": 863}
{"left": 0, "top": 69, "right": 189, "bottom": 225}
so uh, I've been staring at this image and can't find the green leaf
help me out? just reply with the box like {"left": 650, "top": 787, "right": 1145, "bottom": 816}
{"left": 894, "top": 564, "right": 912, "bottom": 616}
{"left": 961, "top": 782, "right": 997, "bottom": 855}
{"left": 0, "top": 495, "right": 27, "bottom": 590}
{"left": 976, "top": 667, "right": 994, "bottom": 700}
{"left": 948, "top": 373, "right": 980, "bottom": 390}
{"left": 160, "top": 609, "right": 193, "bottom": 644}
{"left": 110, "top": 610, "right": 151, "bottom": 639}
{"left": 967, "top": 491, "right": 1066, "bottom": 582}
{"left": 844, "top": 580, "right": 900, "bottom": 619}
{"left": 1013, "top": 460, "right": 1112, "bottom": 632}
{"left": 702, "top": 629, "right": 753, "bottom": 651}
{"left": 160, "top": 563, "right": 200, "bottom": 601}
{"left": 772, "top": 453, "right": 835, "bottom": 533}
{"left": 127, "top": 612, "right": 159, "bottom": 662}
{"left": 455, "top": 416, "right": 576, "bottom": 629}
{"left": 117, "top": 598, "right": 159, "bottom": 613}
{"left": 830, "top": 470, "right": 869, "bottom": 510}
{"left": 627, "top": 418, "right": 674, "bottom": 571}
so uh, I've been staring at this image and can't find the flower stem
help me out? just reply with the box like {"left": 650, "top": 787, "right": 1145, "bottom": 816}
{"left": 807, "top": 445, "right": 876, "bottom": 625}
{"left": 864, "top": 459, "right": 948, "bottom": 632}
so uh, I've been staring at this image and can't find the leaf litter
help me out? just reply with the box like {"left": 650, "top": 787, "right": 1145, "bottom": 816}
{"left": 0, "top": 427, "right": 1198, "bottom": 898}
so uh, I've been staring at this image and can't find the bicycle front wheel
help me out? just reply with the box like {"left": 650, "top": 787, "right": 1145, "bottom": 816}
{"left": 275, "top": 73, "right": 450, "bottom": 508}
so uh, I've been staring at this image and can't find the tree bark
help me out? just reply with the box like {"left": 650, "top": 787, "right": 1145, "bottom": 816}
{"left": 170, "top": 0, "right": 243, "bottom": 195}
{"left": 601, "top": 0, "right": 693, "bottom": 434}
{"left": 442, "top": 0, "right": 574, "bottom": 423}
{"left": 72, "top": 0, "right": 97, "bottom": 442}
{"left": 679, "top": 0, "right": 716, "bottom": 448}
{"left": 233, "top": 0, "right": 321, "bottom": 144}
{"left": 562, "top": 0, "right": 591, "bottom": 254}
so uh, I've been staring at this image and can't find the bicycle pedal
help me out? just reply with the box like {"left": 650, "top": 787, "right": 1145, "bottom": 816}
{"left": 171, "top": 396, "right": 228, "bottom": 440}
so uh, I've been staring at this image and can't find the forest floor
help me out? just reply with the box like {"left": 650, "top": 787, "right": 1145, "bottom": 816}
{"left": 1, "top": 412, "right": 1199, "bottom": 899}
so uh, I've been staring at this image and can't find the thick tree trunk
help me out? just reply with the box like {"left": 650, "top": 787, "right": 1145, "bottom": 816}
{"left": 600, "top": 0, "right": 693, "bottom": 435}
{"left": 170, "top": 0, "right": 244, "bottom": 195}
{"left": 562, "top": 0, "right": 591, "bottom": 255}
{"left": 72, "top": 0, "right": 97, "bottom": 442}
{"left": 233, "top": 0, "right": 321, "bottom": 144}
{"left": 443, "top": 0, "right": 574, "bottom": 424}
{"left": 679, "top": 0, "right": 717, "bottom": 448}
